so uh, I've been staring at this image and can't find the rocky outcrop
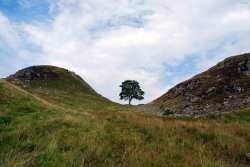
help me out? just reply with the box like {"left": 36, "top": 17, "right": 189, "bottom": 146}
{"left": 9, "top": 65, "right": 59, "bottom": 79}
{"left": 6, "top": 65, "right": 59, "bottom": 87}
{"left": 153, "top": 53, "right": 250, "bottom": 116}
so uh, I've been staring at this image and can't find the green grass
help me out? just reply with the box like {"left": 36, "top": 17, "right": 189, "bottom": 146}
{"left": 6, "top": 66, "right": 116, "bottom": 112}
{"left": 0, "top": 79, "right": 250, "bottom": 167}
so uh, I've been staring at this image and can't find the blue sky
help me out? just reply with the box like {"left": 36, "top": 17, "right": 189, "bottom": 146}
{"left": 0, "top": 0, "right": 250, "bottom": 104}
{"left": 0, "top": 0, "right": 53, "bottom": 22}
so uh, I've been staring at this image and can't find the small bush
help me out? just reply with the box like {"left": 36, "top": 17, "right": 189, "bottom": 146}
{"left": 159, "top": 104, "right": 165, "bottom": 110}
{"left": 207, "top": 113, "right": 221, "bottom": 119}
{"left": 17, "top": 143, "right": 36, "bottom": 153}
{"left": 200, "top": 133, "right": 216, "bottom": 142}
{"left": 18, "top": 107, "right": 36, "bottom": 113}
{"left": 0, "top": 116, "right": 12, "bottom": 124}
{"left": 234, "top": 152, "right": 249, "bottom": 164}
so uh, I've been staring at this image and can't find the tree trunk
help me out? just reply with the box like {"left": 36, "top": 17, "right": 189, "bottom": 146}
{"left": 129, "top": 98, "right": 132, "bottom": 105}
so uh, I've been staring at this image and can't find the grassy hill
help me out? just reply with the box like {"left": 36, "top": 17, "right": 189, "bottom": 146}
{"left": 6, "top": 65, "right": 117, "bottom": 112}
{"left": 153, "top": 53, "right": 250, "bottom": 116}
{"left": 1, "top": 65, "right": 250, "bottom": 166}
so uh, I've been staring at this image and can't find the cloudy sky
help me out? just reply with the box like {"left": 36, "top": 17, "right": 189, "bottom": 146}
{"left": 0, "top": 0, "right": 250, "bottom": 104}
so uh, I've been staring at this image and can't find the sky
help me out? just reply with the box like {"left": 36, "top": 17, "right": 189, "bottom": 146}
{"left": 0, "top": 0, "right": 250, "bottom": 104}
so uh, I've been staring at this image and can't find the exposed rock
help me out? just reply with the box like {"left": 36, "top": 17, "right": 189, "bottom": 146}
{"left": 139, "top": 105, "right": 164, "bottom": 116}
{"left": 153, "top": 53, "right": 250, "bottom": 116}
{"left": 10, "top": 65, "right": 59, "bottom": 80}
{"left": 6, "top": 65, "right": 59, "bottom": 88}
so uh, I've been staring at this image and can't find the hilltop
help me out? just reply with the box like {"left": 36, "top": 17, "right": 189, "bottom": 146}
{"left": 6, "top": 65, "right": 97, "bottom": 93}
{"left": 153, "top": 53, "right": 250, "bottom": 116}
{"left": 6, "top": 65, "right": 115, "bottom": 112}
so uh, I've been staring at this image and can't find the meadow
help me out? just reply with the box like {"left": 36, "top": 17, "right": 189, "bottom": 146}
{"left": 0, "top": 79, "right": 250, "bottom": 167}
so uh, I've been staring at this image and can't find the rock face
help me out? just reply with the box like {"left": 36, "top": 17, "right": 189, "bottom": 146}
{"left": 7, "top": 66, "right": 58, "bottom": 85}
{"left": 153, "top": 53, "right": 250, "bottom": 116}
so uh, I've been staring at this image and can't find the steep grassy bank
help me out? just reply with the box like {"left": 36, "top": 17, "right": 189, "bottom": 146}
{"left": 0, "top": 79, "right": 249, "bottom": 167}
{"left": 6, "top": 65, "right": 118, "bottom": 112}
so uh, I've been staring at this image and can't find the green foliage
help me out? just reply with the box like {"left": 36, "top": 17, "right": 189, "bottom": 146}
{"left": 0, "top": 116, "right": 12, "bottom": 124}
{"left": 119, "top": 80, "right": 145, "bottom": 105}
{"left": 159, "top": 103, "right": 165, "bottom": 110}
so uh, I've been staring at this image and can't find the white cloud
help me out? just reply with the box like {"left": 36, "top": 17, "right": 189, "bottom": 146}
{"left": 1, "top": 0, "right": 250, "bottom": 104}
{"left": 0, "top": 13, "right": 19, "bottom": 48}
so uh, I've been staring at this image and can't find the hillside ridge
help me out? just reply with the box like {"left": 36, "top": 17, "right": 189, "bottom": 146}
{"left": 5, "top": 65, "right": 116, "bottom": 111}
{"left": 6, "top": 65, "right": 97, "bottom": 93}
{"left": 153, "top": 53, "right": 250, "bottom": 116}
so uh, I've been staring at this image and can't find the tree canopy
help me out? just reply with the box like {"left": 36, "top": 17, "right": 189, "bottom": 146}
{"left": 119, "top": 80, "right": 145, "bottom": 105}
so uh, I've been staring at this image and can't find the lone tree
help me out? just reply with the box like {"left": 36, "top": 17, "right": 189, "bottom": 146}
{"left": 119, "top": 80, "right": 145, "bottom": 105}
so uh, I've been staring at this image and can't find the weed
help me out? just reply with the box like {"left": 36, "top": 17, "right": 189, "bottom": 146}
{"left": 0, "top": 116, "right": 12, "bottom": 124}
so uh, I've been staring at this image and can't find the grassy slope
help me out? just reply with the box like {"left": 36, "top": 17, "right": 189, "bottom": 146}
{"left": 1, "top": 79, "right": 250, "bottom": 167}
{"left": 7, "top": 66, "right": 118, "bottom": 112}
{"left": 152, "top": 54, "right": 250, "bottom": 114}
